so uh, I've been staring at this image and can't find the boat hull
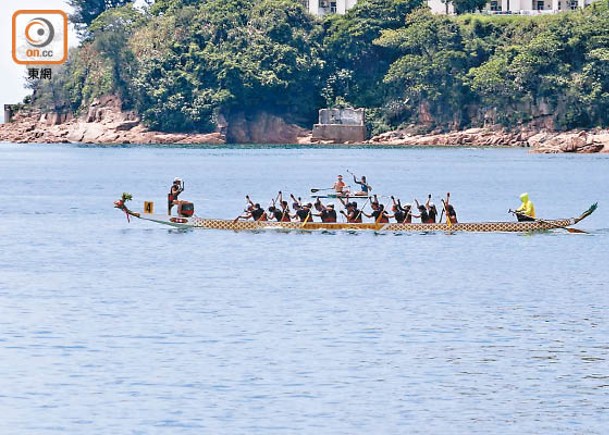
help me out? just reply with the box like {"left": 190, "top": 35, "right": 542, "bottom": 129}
{"left": 122, "top": 213, "right": 578, "bottom": 232}
{"left": 115, "top": 198, "right": 596, "bottom": 233}
{"left": 190, "top": 217, "right": 578, "bottom": 232}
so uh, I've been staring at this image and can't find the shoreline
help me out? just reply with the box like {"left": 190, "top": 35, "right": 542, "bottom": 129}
{"left": 2, "top": 105, "right": 609, "bottom": 153}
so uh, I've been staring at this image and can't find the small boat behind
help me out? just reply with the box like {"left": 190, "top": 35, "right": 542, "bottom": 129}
{"left": 311, "top": 193, "right": 373, "bottom": 199}
{"left": 114, "top": 193, "right": 597, "bottom": 234}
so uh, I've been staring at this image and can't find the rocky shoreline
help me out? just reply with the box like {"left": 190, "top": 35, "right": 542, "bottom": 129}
{"left": 2, "top": 98, "right": 609, "bottom": 153}
{"left": 366, "top": 127, "right": 609, "bottom": 153}
{"left": 0, "top": 97, "right": 225, "bottom": 145}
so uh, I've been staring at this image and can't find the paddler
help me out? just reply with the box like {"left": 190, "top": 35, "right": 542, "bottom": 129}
{"left": 363, "top": 202, "right": 390, "bottom": 223}
{"left": 412, "top": 198, "right": 430, "bottom": 223}
{"left": 290, "top": 193, "right": 302, "bottom": 211}
{"left": 426, "top": 195, "right": 438, "bottom": 223}
{"left": 340, "top": 201, "right": 362, "bottom": 223}
{"left": 276, "top": 191, "right": 291, "bottom": 221}
{"left": 512, "top": 192, "right": 536, "bottom": 221}
{"left": 268, "top": 205, "right": 284, "bottom": 222}
{"left": 442, "top": 192, "right": 458, "bottom": 224}
{"left": 351, "top": 173, "right": 371, "bottom": 197}
{"left": 292, "top": 202, "right": 313, "bottom": 222}
{"left": 391, "top": 196, "right": 412, "bottom": 223}
{"left": 235, "top": 196, "right": 268, "bottom": 221}
{"left": 313, "top": 202, "right": 337, "bottom": 223}
{"left": 168, "top": 177, "right": 184, "bottom": 215}
{"left": 333, "top": 175, "right": 348, "bottom": 196}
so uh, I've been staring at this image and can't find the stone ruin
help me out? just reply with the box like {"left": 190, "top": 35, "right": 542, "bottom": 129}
{"left": 312, "top": 108, "right": 366, "bottom": 143}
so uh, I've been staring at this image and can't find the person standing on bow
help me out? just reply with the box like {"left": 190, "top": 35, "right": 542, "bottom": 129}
{"left": 512, "top": 192, "right": 536, "bottom": 221}
{"left": 168, "top": 177, "right": 184, "bottom": 215}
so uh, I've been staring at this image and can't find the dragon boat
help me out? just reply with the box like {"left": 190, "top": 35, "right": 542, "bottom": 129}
{"left": 114, "top": 194, "right": 597, "bottom": 233}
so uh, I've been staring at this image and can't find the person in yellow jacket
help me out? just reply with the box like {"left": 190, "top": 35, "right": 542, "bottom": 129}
{"left": 513, "top": 192, "right": 536, "bottom": 221}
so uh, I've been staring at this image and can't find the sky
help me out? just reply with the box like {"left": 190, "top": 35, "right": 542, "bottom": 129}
{"left": 0, "top": 0, "right": 79, "bottom": 122}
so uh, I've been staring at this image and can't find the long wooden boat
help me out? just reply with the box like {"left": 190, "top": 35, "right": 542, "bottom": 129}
{"left": 114, "top": 195, "right": 597, "bottom": 233}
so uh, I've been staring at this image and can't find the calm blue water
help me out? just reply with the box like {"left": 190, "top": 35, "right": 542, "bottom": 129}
{"left": 1, "top": 143, "right": 608, "bottom": 434}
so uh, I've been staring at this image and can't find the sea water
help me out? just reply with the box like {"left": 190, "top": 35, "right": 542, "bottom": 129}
{"left": 0, "top": 143, "right": 608, "bottom": 434}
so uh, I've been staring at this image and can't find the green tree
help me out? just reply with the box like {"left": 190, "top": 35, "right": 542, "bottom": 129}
{"left": 68, "top": 0, "right": 135, "bottom": 34}
{"left": 321, "top": 0, "right": 423, "bottom": 108}
{"left": 452, "top": 0, "right": 487, "bottom": 14}
{"left": 132, "top": 0, "right": 323, "bottom": 131}
{"left": 376, "top": 9, "right": 470, "bottom": 128}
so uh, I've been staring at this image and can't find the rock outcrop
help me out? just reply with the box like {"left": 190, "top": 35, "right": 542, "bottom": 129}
{"left": 0, "top": 96, "right": 225, "bottom": 145}
{"left": 368, "top": 127, "right": 531, "bottom": 147}
{"left": 368, "top": 127, "right": 609, "bottom": 153}
{"left": 226, "top": 111, "right": 310, "bottom": 144}
{"left": 527, "top": 131, "right": 607, "bottom": 153}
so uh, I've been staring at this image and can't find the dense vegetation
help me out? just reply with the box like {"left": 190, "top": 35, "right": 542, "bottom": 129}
{"left": 29, "top": 0, "right": 609, "bottom": 135}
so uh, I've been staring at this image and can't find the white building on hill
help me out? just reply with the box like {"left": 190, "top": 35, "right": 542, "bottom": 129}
{"left": 299, "top": 0, "right": 596, "bottom": 15}
{"left": 301, "top": 0, "right": 358, "bottom": 15}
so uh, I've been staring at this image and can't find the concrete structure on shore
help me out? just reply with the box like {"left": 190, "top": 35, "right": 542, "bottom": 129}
{"left": 300, "top": 0, "right": 596, "bottom": 15}
{"left": 312, "top": 108, "right": 366, "bottom": 143}
{"left": 4, "top": 105, "right": 14, "bottom": 124}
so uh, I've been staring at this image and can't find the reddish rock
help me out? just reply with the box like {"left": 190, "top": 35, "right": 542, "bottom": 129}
{"left": 0, "top": 97, "right": 227, "bottom": 145}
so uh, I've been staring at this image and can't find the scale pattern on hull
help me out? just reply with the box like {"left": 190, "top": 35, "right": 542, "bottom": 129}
{"left": 189, "top": 217, "right": 576, "bottom": 232}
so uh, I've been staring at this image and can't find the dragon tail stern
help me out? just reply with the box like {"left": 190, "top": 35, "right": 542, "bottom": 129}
{"left": 575, "top": 202, "right": 598, "bottom": 223}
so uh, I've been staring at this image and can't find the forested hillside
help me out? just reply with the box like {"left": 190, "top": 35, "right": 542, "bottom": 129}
{"left": 29, "top": 0, "right": 609, "bottom": 134}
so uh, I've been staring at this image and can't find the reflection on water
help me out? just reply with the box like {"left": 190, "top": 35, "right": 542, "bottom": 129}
{"left": 0, "top": 144, "right": 608, "bottom": 434}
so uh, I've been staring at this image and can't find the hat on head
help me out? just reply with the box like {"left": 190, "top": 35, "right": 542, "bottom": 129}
{"left": 326, "top": 203, "right": 334, "bottom": 208}
{"left": 173, "top": 177, "right": 182, "bottom": 183}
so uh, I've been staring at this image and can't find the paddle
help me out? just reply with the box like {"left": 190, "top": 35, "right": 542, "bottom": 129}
{"left": 234, "top": 195, "right": 251, "bottom": 222}
{"left": 301, "top": 209, "right": 311, "bottom": 228}
{"left": 441, "top": 192, "right": 452, "bottom": 227}
{"left": 373, "top": 203, "right": 389, "bottom": 230}
{"left": 310, "top": 187, "right": 333, "bottom": 193}
{"left": 508, "top": 210, "right": 586, "bottom": 234}
{"left": 355, "top": 196, "right": 371, "bottom": 222}
{"left": 276, "top": 191, "right": 291, "bottom": 222}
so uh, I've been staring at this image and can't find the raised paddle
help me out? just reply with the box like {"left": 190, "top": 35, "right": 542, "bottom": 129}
{"left": 354, "top": 196, "right": 372, "bottom": 222}
{"left": 441, "top": 192, "right": 452, "bottom": 227}
{"left": 234, "top": 195, "right": 252, "bottom": 222}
